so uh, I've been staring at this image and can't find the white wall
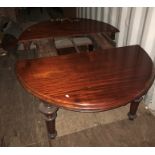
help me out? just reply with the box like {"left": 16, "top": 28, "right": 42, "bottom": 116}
{"left": 77, "top": 7, "right": 155, "bottom": 112}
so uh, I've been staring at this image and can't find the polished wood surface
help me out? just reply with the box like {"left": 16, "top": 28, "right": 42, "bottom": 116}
{"left": 19, "top": 18, "right": 119, "bottom": 41}
{"left": 16, "top": 45, "right": 155, "bottom": 112}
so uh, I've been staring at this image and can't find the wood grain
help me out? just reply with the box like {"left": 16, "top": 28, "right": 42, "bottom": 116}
{"left": 16, "top": 45, "right": 155, "bottom": 112}
{"left": 18, "top": 18, "right": 119, "bottom": 41}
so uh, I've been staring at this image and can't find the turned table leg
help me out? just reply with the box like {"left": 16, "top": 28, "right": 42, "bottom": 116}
{"left": 128, "top": 97, "right": 143, "bottom": 120}
{"left": 39, "top": 102, "right": 59, "bottom": 139}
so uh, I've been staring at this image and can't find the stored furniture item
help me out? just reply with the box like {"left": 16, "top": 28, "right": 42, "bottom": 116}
{"left": 16, "top": 45, "right": 155, "bottom": 139}
{"left": 18, "top": 18, "right": 118, "bottom": 55}
{"left": 19, "top": 18, "right": 118, "bottom": 41}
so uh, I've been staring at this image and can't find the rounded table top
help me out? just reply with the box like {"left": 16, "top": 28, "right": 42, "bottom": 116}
{"left": 16, "top": 45, "right": 155, "bottom": 112}
{"left": 19, "top": 18, "right": 119, "bottom": 41}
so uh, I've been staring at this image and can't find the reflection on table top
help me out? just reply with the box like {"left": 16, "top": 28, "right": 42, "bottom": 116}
{"left": 16, "top": 45, "right": 155, "bottom": 112}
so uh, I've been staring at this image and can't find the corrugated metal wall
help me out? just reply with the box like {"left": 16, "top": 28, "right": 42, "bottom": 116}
{"left": 77, "top": 7, "right": 155, "bottom": 112}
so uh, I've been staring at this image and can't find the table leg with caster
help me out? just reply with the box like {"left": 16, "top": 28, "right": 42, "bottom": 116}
{"left": 128, "top": 97, "right": 143, "bottom": 120}
{"left": 39, "top": 102, "right": 59, "bottom": 139}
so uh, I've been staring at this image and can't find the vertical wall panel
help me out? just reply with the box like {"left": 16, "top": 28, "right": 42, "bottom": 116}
{"left": 139, "top": 8, "right": 149, "bottom": 45}
{"left": 115, "top": 8, "right": 122, "bottom": 44}
{"left": 80, "top": 7, "right": 83, "bottom": 18}
{"left": 103, "top": 8, "right": 109, "bottom": 23}
{"left": 125, "top": 8, "right": 133, "bottom": 46}
{"left": 86, "top": 7, "right": 90, "bottom": 19}
{"left": 76, "top": 8, "right": 79, "bottom": 17}
{"left": 91, "top": 7, "right": 96, "bottom": 20}
{"left": 116, "top": 8, "right": 122, "bottom": 28}
{"left": 95, "top": 8, "right": 98, "bottom": 20}
{"left": 82, "top": 7, "right": 86, "bottom": 18}
{"left": 78, "top": 8, "right": 82, "bottom": 18}
{"left": 116, "top": 7, "right": 132, "bottom": 47}
{"left": 141, "top": 8, "right": 155, "bottom": 56}
{"left": 78, "top": 7, "right": 80, "bottom": 18}
{"left": 108, "top": 7, "right": 112, "bottom": 24}
{"left": 96, "top": 8, "right": 102, "bottom": 21}
{"left": 84, "top": 7, "right": 87, "bottom": 18}
{"left": 109, "top": 7, "right": 119, "bottom": 27}
{"left": 100, "top": 7, "right": 104, "bottom": 22}
{"left": 127, "top": 8, "right": 147, "bottom": 45}
{"left": 140, "top": 8, "right": 155, "bottom": 111}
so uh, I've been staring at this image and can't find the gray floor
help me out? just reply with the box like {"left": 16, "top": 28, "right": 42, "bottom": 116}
{"left": 51, "top": 112, "right": 155, "bottom": 147}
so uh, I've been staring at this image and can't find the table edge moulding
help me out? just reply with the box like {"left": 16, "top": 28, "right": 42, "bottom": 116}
{"left": 16, "top": 45, "right": 155, "bottom": 139}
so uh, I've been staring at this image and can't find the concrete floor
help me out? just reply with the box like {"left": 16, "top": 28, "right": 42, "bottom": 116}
{"left": 51, "top": 111, "right": 155, "bottom": 147}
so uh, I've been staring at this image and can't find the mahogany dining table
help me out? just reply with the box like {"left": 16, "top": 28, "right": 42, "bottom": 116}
{"left": 16, "top": 45, "right": 155, "bottom": 139}
{"left": 19, "top": 18, "right": 119, "bottom": 42}
{"left": 18, "top": 18, "right": 119, "bottom": 53}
